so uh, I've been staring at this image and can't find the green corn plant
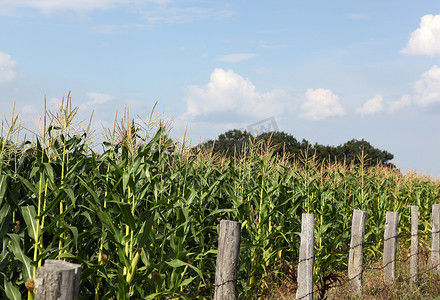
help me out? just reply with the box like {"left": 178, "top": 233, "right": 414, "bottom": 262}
{"left": 2, "top": 97, "right": 440, "bottom": 299}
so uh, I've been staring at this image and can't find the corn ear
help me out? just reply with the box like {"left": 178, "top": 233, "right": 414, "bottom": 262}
{"left": 126, "top": 248, "right": 142, "bottom": 284}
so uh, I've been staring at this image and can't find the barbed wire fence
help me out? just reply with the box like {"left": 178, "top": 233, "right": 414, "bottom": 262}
{"left": 167, "top": 242, "right": 439, "bottom": 300}
{"left": 165, "top": 204, "right": 440, "bottom": 300}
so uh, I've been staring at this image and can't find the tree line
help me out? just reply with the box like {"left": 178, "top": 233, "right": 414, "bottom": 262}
{"left": 197, "top": 129, "right": 394, "bottom": 167}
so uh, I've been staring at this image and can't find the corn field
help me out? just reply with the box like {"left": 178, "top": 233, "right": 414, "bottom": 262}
{"left": 0, "top": 98, "right": 439, "bottom": 299}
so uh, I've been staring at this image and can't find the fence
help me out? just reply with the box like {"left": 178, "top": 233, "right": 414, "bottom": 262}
{"left": 34, "top": 204, "right": 440, "bottom": 300}
{"left": 212, "top": 204, "right": 440, "bottom": 299}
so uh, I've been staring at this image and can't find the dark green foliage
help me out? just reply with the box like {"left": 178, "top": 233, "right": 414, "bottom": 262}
{"left": 199, "top": 129, "right": 394, "bottom": 166}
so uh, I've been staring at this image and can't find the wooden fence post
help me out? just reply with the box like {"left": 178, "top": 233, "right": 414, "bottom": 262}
{"left": 432, "top": 204, "right": 440, "bottom": 274}
{"left": 296, "top": 213, "right": 314, "bottom": 300}
{"left": 34, "top": 260, "right": 81, "bottom": 300}
{"left": 383, "top": 211, "right": 399, "bottom": 283}
{"left": 410, "top": 206, "right": 418, "bottom": 284}
{"left": 348, "top": 209, "right": 367, "bottom": 294}
{"left": 214, "top": 220, "right": 241, "bottom": 300}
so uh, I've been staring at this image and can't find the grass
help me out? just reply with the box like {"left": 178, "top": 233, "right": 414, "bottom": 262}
{"left": 331, "top": 244, "right": 440, "bottom": 300}
{"left": 0, "top": 96, "right": 440, "bottom": 299}
{"left": 251, "top": 244, "right": 440, "bottom": 300}
{"left": 254, "top": 242, "right": 440, "bottom": 299}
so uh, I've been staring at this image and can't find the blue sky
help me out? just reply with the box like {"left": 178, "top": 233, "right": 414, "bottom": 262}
{"left": 1, "top": 1, "right": 440, "bottom": 176}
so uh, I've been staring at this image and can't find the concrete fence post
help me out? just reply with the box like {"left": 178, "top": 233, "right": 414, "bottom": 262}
{"left": 383, "top": 211, "right": 399, "bottom": 283}
{"left": 34, "top": 260, "right": 81, "bottom": 300}
{"left": 214, "top": 220, "right": 241, "bottom": 300}
{"left": 296, "top": 213, "right": 314, "bottom": 300}
{"left": 432, "top": 204, "right": 440, "bottom": 274}
{"left": 410, "top": 206, "right": 419, "bottom": 284}
{"left": 348, "top": 209, "right": 367, "bottom": 294}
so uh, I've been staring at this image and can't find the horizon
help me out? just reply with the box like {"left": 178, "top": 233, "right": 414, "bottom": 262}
{"left": 2, "top": 103, "right": 435, "bottom": 180}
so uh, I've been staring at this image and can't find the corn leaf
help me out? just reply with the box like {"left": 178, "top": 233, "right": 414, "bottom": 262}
{"left": 20, "top": 205, "right": 38, "bottom": 241}
{"left": 4, "top": 278, "right": 21, "bottom": 300}
{"left": 7, "top": 234, "right": 32, "bottom": 282}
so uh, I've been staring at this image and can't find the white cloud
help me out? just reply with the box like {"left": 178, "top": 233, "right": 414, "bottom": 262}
{"left": 388, "top": 95, "right": 411, "bottom": 113}
{"left": 401, "top": 14, "right": 440, "bottom": 56}
{"left": 411, "top": 65, "right": 440, "bottom": 106}
{"left": 45, "top": 97, "right": 62, "bottom": 111}
{"left": 20, "top": 104, "right": 37, "bottom": 116}
{"left": 259, "top": 44, "right": 289, "bottom": 49}
{"left": 80, "top": 92, "right": 113, "bottom": 111}
{"left": 356, "top": 94, "right": 384, "bottom": 116}
{"left": 0, "top": 0, "right": 131, "bottom": 14}
{"left": 85, "top": 92, "right": 113, "bottom": 104}
{"left": 300, "top": 88, "right": 345, "bottom": 121}
{"left": 183, "top": 68, "right": 286, "bottom": 120}
{"left": 0, "top": 52, "right": 18, "bottom": 84}
{"left": 347, "top": 13, "right": 369, "bottom": 20}
{"left": 93, "top": 23, "right": 150, "bottom": 34}
{"left": 218, "top": 53, "right": 258, "bottom": 63}
{"left": 141, "top": 6, "right": 233, "bottom": 25}
{"left": 258, "top": 41, "right": 289, "bottom": 49}
{"left": 0, "top": 0, "right": 229, "bottom": 22}
{"left": 1, "top": 0, "right": 234, "bottom": 33}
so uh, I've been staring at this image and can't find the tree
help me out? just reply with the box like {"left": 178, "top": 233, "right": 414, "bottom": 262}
{"left": 200, "top": 129, "right": 252, "bottom": 156}
{"left": 334, "top": 139, "right": 394, "bottom": 166}
{"left": 198, "top": 129, "right": 394, "bottom": 166}
{"left": 256, "top": 131, "right": 303, "bottom": 158}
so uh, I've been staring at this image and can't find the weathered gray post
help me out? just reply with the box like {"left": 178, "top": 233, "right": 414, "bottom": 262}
{"left": 383, "top": 211, "right": 399, "bottom": 283}
{"left": 432, "top": 204, "right": 440, "bottom": 273}
{"left": 34, "top": 260, "right": 81, "bottom": 300}
{"left": 214, "top": 220, "right": 241, "bottom": 300}
{"left": 348, "top": 210, "right": 367, "bottom": 294}
{"left": 410, "top": 206, "right": 419, "bottom": 284}
{"left": 296, "top": 213, "right": 314, "bottom": 300}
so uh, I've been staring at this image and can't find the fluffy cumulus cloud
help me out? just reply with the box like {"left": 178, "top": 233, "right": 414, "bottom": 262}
{"left": 218, "top": 53, "right": 258, "bottom": 63}
{"left": 80, "top": 92, "right": 113, "bottom": 111}
{"left": 402, "top": 14, "right": 440, "bottom": 56}
{"left": 388, "top": 95, "right": 411, "bottom": 113}
{"left": 300, "top": 88, "right": 344, "bottom": 121}
{"left": 183, "top": 68, "right": 286, "bottom": 120}
{"left": 356, "top": 94, "right": 384, "bottom": 116}
{"left": 0, "top": 51, "right": 18, "bottom": 84}
{"left": 411, "top": 65, "right": 440, "bottom": 106}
